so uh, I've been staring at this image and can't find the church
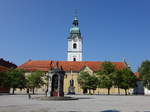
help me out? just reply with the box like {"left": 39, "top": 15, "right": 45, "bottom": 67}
{"left": 18, "top": 16, "right": 128, "bottom": 94}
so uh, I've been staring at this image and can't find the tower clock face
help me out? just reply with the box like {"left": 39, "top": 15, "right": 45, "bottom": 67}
{"left": 73, "top": 37, "right": 78, "bottom": 42}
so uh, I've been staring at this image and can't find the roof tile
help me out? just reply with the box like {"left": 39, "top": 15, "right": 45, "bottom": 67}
{"left": 18, "top": 60, "right": 127, "bottom": 72}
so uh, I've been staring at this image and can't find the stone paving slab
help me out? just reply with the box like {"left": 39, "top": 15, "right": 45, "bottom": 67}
{"left": 0, "top": 95, "right": 150, "bottom": 112}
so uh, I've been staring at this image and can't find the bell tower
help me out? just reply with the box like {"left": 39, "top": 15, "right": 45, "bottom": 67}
{"left": 67, "top": 16, "right": 83, "bottom": 61}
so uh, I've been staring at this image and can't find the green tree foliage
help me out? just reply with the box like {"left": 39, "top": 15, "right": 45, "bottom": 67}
{"left": 97, "top": 61, "right": 115, "bottom": 95}
{"left": 119, "top": 68, "right": 137, "bottom": 95}
{"left": 26, "top": 71, "right": 44, "bottom": 94}
{"left": 98, "top": 61, "right": 116, "bottom": 75}
{"left": 98, "top": 74, "right": 113, "bottom": 95}
{"left": 112, "top": 70, "right": 124, "bottom": 94}
{"left": 78, "top": 72, "right": 90, "bottom": 91}
{"left": 87, "top": 75, "right": 98, "bottom": 94}
{"left": 7, "top": 69, "right": 26, "bottom": 94}
{"left": 0, "top": 72, "right": 10, "bottom": 88}
{"left": 77, "top": 72, "right": 98, "bottom": 94}
{"left": 138, "top": 60, "right": 150, "bottom": 90}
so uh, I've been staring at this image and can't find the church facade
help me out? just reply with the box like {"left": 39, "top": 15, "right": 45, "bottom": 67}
{"left": 18, "top": 60, "right": 127, "bottom": 94}
{"left": 18, "top": 16, "right": 130, "bottom": 94}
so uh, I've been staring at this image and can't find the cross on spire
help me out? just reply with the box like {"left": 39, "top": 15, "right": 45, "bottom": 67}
{"left": 73, "top": 10, "right": 79, "bottom": 26}
{"left": 74, "top": 9, "right": 78, "bottom": 17}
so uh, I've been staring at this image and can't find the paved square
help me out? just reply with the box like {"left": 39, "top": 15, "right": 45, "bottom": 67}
{"left": 0, "top": 95, "right": 150, "bottom": 112}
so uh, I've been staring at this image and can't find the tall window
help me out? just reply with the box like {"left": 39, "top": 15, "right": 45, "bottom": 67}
{"left": 73, "top": 43, "right": 77, "bottom": 49}
{"left": 73, "top": 58, "right": 76, "bottom": 61}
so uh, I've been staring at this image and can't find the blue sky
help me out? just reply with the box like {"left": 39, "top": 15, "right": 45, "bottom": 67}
{"left": 0, "top": 0, "right": 150, "bottom": 71}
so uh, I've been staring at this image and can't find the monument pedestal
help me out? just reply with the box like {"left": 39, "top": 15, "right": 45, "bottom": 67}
{"left": 68, "top": 86, "right": 75, "bottom": 94}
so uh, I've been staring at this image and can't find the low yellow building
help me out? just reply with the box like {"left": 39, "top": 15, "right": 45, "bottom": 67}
{"left": 18, "top": 60, "right": 128, "bottom": 94}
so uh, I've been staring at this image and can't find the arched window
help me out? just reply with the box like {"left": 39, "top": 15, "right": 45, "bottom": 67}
{"left": 73, "top": 43, "right": 77, "bottom": 49}
{"left": 73, "top": 58, "right": 76, "bottom": 61}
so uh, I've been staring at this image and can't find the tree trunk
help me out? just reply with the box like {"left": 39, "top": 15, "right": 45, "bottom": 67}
{"left": 26, "top": 88, "right": 29, "bottom": 94}
{"left": 118, "top": 87, "right": 120, "bottom": 95}
{"left": 128, "top": 89, "right": 130, "bottom": 95}
{"left": 89, "top": 89, "right": 91, "bottom": 94}
{"left": 32, "top": 88, "right": 35, "bottom": 95}
{"left": 108, "top": 88, "right": 110, "bottom": 95}
{"left": 83, "top": 89, "right": 87, "bottom": 94}
{"left": 93, "top": 90, "right": 95, "bottom": 95}
{"left": 45, "top": 89, "right": 48, "bottom": 96}
{"left": 125, "top": 89, "right": 127, "bottom": 95}
{"left": 12, "top": 88, "right": 15, "bottom": 94}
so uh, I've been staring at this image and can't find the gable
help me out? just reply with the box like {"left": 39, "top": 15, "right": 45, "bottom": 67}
{"left": 80, "top": 66, "right": 94, "bottom": 74}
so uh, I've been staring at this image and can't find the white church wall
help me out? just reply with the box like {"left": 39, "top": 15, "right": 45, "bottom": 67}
{"left": 144, "top": 88, "right": 150, "bottom": 95}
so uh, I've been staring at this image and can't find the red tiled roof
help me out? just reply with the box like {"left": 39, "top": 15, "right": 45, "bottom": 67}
{"left": 18, "top": 60, "right": 51, "bottom": 72}
{"left": 18, "top": 60, "right": 127, "bottom": 72}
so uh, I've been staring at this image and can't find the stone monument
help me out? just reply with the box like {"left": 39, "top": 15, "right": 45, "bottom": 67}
{"left": 47, "top": 61, "right": 65, "bottom": 97}
{"left": 68, "top": 79, "right": 75, "bottom": 94}
{"left": 34, "top": 61, "right": 78, "bottom": 100}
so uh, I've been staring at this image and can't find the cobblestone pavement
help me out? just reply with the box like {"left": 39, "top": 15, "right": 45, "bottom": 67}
{"left": 0, "top": 95, "right": 150, "bottom": 112}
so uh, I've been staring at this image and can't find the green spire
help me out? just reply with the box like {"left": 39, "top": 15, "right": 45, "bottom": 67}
{"left": 70, "top": 16, "right": 80, "bottom": 34}
{"left": 72, "top": 16, "right": 78, "bottom": 26}
{"left": 68, "top": 16, "right": 82, "bottom": 39}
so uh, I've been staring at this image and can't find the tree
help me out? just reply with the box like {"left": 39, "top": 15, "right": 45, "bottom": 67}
{"left": 87, "top": 75, "right": 98, "bottom": 94}
{"left": 138, "top": 60, "right": 150, "bottom": 90}
{"left": 98, "top": 74, "right": 113, "bottom": 95}
{"left": 97, "top": 61, "right": 115, "bottom": 95}
{"left": 7, "top": 69, "right": 26, "bottom": 94}
{"left": 78, "top": 72, "right": 90, "bottom": 93}
{"left": 0, "top": 72, "right": 10, "bottom": 88}
{"left": 26, "top": 71, "right": 44, "bottom": 94}
{"left": 77, "top": 72, "right": 98, "bottom": 94}
{"left": 120, "top": 68, "right": 137, "bottom": 95}
{"left": 97, "top": 61, "right": 116, "bottom": 75}
{"left": 112, "top": 70, "right": 124, "bottom": 94}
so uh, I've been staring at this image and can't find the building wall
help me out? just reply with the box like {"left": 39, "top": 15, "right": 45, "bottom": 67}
{"left": 64, "top": 72, "right": 82, "bottom": 94}
{"left": 144, "top": 88, "right": 150, "bottom": 95}
{"left": 67, "top": 37, "right": 82, "bottom": 61}
{"left": 67, "top": 52, "right": 82, "bottom": 61}
{"left": 64, "top": 71, "right": 128, "bottom": 95}
{"left": 15, "top": 70, "right": 129, "bottom": 95}
{"left": 0, "top": 88, "right": 10, "bottom": 93}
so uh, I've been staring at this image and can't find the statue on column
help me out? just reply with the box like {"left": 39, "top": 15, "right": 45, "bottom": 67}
{"left": 68, "top": 67, "right": 75, "bottom": 94}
